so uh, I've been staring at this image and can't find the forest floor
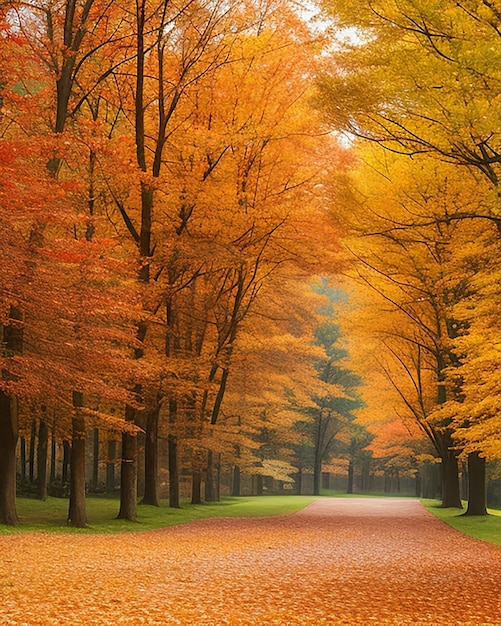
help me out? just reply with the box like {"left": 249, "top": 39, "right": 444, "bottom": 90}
{"left": 1, "top": 497, "right": 500, "bottom": 625}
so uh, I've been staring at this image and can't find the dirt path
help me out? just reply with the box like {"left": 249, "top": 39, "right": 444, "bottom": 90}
{"left": 1, "top": 498, "right": 500, "bottom": 625}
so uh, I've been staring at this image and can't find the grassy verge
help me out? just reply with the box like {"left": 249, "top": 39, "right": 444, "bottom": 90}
{"left": 0, "top": 495, "right": 315, "bottom": 535}
{"left": 421, "top": 499, "right": 501, "bottom": 546}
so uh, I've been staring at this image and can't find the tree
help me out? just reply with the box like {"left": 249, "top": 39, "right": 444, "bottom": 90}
{"left": 301, "top": 282, "right": 364, "bottom": 496}
{"left": 333, "top": 148, "right": 495, "bottom": 507}
{"left": 100, "top": 1, "right": 344, "bottom": 506}
{"left": 319, "top": 0, "right": 501, "bottom": 205}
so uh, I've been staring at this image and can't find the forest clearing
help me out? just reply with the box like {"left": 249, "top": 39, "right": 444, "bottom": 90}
{"left": 1, "top": 497, "right": 501, "bottom": 625}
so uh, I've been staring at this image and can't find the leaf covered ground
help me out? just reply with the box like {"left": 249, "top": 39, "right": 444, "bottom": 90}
{"left": 1, "top": 498, "right": 500, "bottom": 625}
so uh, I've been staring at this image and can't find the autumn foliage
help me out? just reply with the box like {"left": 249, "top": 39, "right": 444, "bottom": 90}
{"left": 0, "top": 0, "right": 359, "bottom": 525}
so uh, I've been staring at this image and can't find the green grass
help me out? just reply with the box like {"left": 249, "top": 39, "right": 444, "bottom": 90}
{"left": 421, "top": 499, "right": 501, "bottom": 546}
{"left": 0, "top": 494, "right": 315, "bottom": 535}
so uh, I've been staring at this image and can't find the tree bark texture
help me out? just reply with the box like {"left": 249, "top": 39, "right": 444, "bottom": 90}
{"left": 167, "top": 434, "right": 180, "bottom": 508}
{"left": 347, "top": 460, "right": 354, "bottom": 494}
{"left": 50, "top": 435, "right": 57, "bottom": 482}
{"left": 141, "top": 407, "right": 159, "bottom": 506}
{"left": 20, "top": 437, "right": 26, "bottom": 480}
{"left": 62, "top": 440, "right": 70, "bottom": 484}
{"left": 231, "top": 465, "right": 241, "bottom": 497}
{"left": 67, "top": 391, "right": 87, "bottom": 528}
{"left": 37, "top": 417, "right": 49, "bottom": 500}
{"left": 29, "top": 418, "right": 36, "bottom": 482}
{"left": 91, "top": 428, "right": 99, "bottom": 491}
{"left": 191, "top": 471, "right": 202, "bottom": 505}
{"left": 117, "top": 432, "right": 138, "bottom": 520}
{"left": 205, "top": 450, "right": 216, "bottom": 502}
{"left": 0, "top": 391, "right": 18, "bottom": 525}
{"left": 465, "top": 452, "right": 487, "bottom": 516}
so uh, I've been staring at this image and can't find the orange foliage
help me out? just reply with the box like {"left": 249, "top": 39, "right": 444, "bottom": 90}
{"left": 1, "top": 500, "right": 501, "bottom": 624}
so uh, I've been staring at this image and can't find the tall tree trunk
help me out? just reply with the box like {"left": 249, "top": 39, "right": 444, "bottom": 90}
{"left": 167, "top": 434, "right": 180, "bottom": 508}
{"left": 255, "top": 474, "right": 263, "bottom": 496}
{"left": 62, "top": 440, "right": 71, "bottom": 484}
{"left": 313, "top": 416, "right": 323, "bottom": 496}
{"left": 106, "top": 439, "right": 116, "bottom": 493}
{"left": 37, "top": 416, "right": 49, "bottom": 500}
{"left": 117, "top": 404, "right": 138, "bottom": 521}
{"left": 205, "top": 450, "right": 216, "bottom": 502}
{"left": 441, "top": 449, "right": 462, "bottom": 508}
{"left": 68, "top": 391, "right": 87, "bottom": 528}
{"left": 465, "top": 452, "right": 487, "bottom": 516}
{"left": 215, "top": 453, "right": 221, "bottom": 502}
{"left": 0, "top": 391, "right": 18, "bottom": 525}
{"left": 347, "top": 460, "right": 354, "bottom": 494}
{"left": 29, "top": 418, "right": 36, "bottom": 483}
{"left": 141, "top": 406, "right": 159, "bottom": 506}
{"left": 50, "top": 434, "right": 56, "bottom": 483}
{"left": 313, "top": 449, "right": 322, "bottom": 496}
{"left": 191, "top": 471, "right": 202, "bottom": 504}
{"left": 231, "top": 465, "right": 241, "bottom": 497}
{"left": 20, "top": 437, "right": 26, "bottom": 481}
{"left": 322, "top": 472, "right": 330, "bottom": 490}
{"left": 91, "top": 427, "right": 99, "bottom": 491}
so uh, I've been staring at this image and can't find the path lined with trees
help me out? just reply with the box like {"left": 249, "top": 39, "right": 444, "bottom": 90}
{"left": 1, "top": 498, "right": 500, "bottom": 625}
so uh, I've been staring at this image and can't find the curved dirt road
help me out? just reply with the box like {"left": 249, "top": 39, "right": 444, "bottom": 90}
{"left": 1, "top": 498, "right": 500, "bottom": 625}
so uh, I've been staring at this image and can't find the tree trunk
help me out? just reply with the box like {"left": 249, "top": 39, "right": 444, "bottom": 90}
{"left": 464, "top": 451, "right": 487, "bottom": 516}
{"left": 347, "top": 460, "right": 354, "bottom": 494}
{"left": 117, "top": 404, "right": 138, "bottom": 521}
{"left": 313, "top": 448, "right": 322, "bottom": 496}
{"left": 313, "top": 418, "right": 322, "bottom": 496}
{"left": 231, "top": 465, "right": 241, "bottom": 497}
{"left": 37, "top": 417, "right": 49, "bottom": 500}
{"left": 67, "top": 391, "right": 87, "bottom": 528}
{"left": 255, "top": 474, "right": 263, "bottom": 496}
{"left": 29, "top": 417, "right": 36, "bottom": 483}
{"left": 50, "top": 435, "right": 56, "bottom": 483}
{"left": 167, "top": 434, "right": 180, "bottom": 508}
{"left": 441, "top": 450, "right": 462, "bottom": 508}
{"left": 62, "top": 440, "right": 70, "bottom": 484}
{"left": 322, "top": 472, "right": 330, "bottom": 490}
{"left": 191, "top": 471, "right": 202, "bottom": 504}
{"left": 20, "top": 436, "right": 26, "bottom": 481}
{"left": 106, "top": 439, "right": 117, "bottom": 493}
{"left": 205, "top": 450, "right": 216, "bottom": 502}
{"left": 91, "top": 427, "right": 99, "bottom": 491}
{"left": 0, "top": 391, "right": 18, "bottom": 525}
{"left": 141, "top": 406, "right": 159, "bottom": 506}
{"left": 215, "top": 453, "right": 221, "bottom": 502}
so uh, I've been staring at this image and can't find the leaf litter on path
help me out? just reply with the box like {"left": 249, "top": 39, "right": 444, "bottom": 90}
{"left": 1, "top": 498, "right": 500, "bottom": 625}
